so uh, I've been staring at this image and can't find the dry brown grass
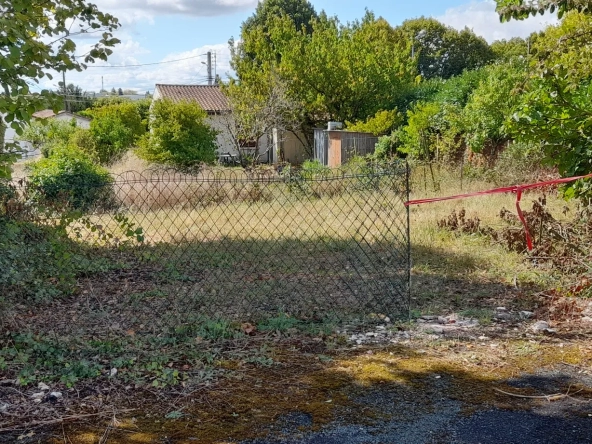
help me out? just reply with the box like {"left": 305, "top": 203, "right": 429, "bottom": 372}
{"left": 107, "top": 151, "right": 151, "bottom": 175}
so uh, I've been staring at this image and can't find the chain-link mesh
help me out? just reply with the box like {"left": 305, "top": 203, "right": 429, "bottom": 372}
{"left": 4, "top": 162, "right": 410, "bottom": 335}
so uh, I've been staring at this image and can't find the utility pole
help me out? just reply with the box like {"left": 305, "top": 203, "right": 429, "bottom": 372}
{"left": 206, "top": 51, "right": 213, "bottom": 86}
{"left": 62, "top": 70, "right": 69, "bottom": 112}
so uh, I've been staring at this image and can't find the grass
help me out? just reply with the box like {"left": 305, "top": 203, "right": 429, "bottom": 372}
{"left": 407, "top": 165, "right": 577, "bottom": 313}
{"left": 0, "top": 162, "right": 583, "bottom": 414}
{"left": 3, "top": 163, "right": 592, "bottom": 440}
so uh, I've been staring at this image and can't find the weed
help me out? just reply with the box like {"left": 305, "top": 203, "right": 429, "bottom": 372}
{"left": 258, "top": 313, "right": 301, "bottom": 332}
{"left": 198, "top": 319, "right": 241, "bottom": 340}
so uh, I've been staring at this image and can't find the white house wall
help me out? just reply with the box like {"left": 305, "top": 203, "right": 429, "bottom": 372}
{"left": 53, "top": 114, "right": 91, "bottom": 129}
{"left": 207, "top": 114, "right": 274, "bottom": 162}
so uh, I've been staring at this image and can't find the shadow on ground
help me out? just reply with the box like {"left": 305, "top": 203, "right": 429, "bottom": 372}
{"left": 2, "top": 340, "right": 590, "bottom": 444}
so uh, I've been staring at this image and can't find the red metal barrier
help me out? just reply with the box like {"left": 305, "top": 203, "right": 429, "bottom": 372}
{"left": 405, "top": 173, "right": 592, "bottom": 251}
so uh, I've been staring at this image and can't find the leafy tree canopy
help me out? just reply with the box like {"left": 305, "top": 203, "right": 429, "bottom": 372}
{"left": 496, "top": 0, "right": 591, "bottom": 21}
{"left": 505, "top": 12, "right": 592, "bottom": 197}
{"left": 231, "top": 10, "right": 416, "bottom": 144}
{"left": 490, "top": 36, "right": 534, "bottom": 61}
{"left": 0, "top": 0, "right": 120, "bottom": 178}
{"left": 242, "top": 0, "right": 318, "bottom": 35}
{"left": 462, "top": 61, "right": 526, "bottom": 155}
{"left": 346, "top": 110, "right": 402, "bottom": 136}
{"left": 399, "top": 17, "right": 495, "bottom": 79}
{"left": 137, "top": 99, "right": 218, "bottom": 168}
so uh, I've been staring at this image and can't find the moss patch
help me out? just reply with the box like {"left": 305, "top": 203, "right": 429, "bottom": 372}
{"left": 36, "top": 338, "right": 591, "bottom": 444}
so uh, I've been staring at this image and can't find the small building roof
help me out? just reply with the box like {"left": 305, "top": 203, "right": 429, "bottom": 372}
{"left": 154, "top": 84, "right": 229, "bottom": 113}
{"left": 32, "top": 110, "right": 91, "bottom": 121}
{"left": 32, "top": 109, "right": 58, "bottom": 119}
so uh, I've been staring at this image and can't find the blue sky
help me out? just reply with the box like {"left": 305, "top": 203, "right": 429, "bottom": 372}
{"left": 36, "top": 0, "right": 558, "bottom": 94}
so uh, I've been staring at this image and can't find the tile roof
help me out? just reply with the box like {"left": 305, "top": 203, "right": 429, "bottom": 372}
{"left": 32, "top": 109, "right": 58, "bottom": 119}
{"left": 155, "top": 84, "right": 229, "bottom": 113}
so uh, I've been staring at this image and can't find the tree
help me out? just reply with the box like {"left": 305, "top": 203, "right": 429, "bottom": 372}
{"left": 242, "top": 0, "right": 317, "bottom": 35}
{"left": 222, "top": 72, "right": 301, "bottom": 166}
{"left": 346, "top": 110, "right": 402, "bottom": 136}
{"left": 433, "top": 68, "right": 488, "bottom": 107}
{"left": 118, "top": 88, "right": 123, "bottom": 96}
{"left": 136, "top": 99, "right": 218, "bottom": 168}
{"left": 58, "top": 82, "right": 94, "bottom": 112}
{"left": 0, "top": 0, "right": 120, "bottom": 179}
{"left": 462, "top": 60, "right": 526, "bottom": 159}
{"left": 491, "top": 37, "right": 531, "bottom": 61}
{"left": 495, "top": 1, "right": 592, "bottom": 198}
{"left": 496, "top": 0, "right": 591, "bottom": 21}
{"left": 230, "top": 11, "right": 416, "bottom": 152}
{"left": 504, "top": 12, "right": 592, "bottom": 197}
{"left": 85, "top": 102, "right": 145, "bottom": 164}
{"left": 399, "top": 17, "right": 495, "bottom": 80}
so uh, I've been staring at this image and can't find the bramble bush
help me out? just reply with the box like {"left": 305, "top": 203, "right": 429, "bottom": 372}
{"left": 0, "top": 219, "right": 80, "bottom": 301}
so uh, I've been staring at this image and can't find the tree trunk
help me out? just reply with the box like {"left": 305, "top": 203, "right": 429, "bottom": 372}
{"left": 0, "top": 117, "right": 6, "bottom": 154}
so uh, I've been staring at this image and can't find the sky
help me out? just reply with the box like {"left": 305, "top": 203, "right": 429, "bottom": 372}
{"left": 33, "top": 0, "right": 559, "bottom": 94}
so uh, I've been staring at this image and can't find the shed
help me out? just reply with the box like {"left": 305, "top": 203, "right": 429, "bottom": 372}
{"left": 314, "top": 129, "right": 378, "bottom": 167}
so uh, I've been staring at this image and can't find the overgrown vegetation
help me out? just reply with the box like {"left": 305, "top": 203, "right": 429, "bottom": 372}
{"left": 4, "top": 0, "right": 592, "bottom": 438}
{"left": 26, "top": 145, "right": 113, "bottom": 210}
{"left": 136, "top": 99, "right": 218, "bottom": 168}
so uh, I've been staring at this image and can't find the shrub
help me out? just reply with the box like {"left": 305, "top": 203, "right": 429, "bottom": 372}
{"left": 26, "top": 145, "right": 113, "bottom": 211}
{"left": 346, "top": 109, "right": 402, "bottom": 136}
{"left": 18, "top": 119, "right": 79, "bottom": 158}
{"left": 88, "top": 102, "right": 145, "bottom": 164}
{"left": 67, "top": 128, "right": 100, "bottom": 162}
{"left": 137, "top": 99, "right": 218, "bottom": 168}
{"left": 300, "top": 159, "right": 330, "bottom": 179}
{"left": 373, "top": 130, "right": 403, "bottom": 160}
{"left": 0, "top": 219, "right": 79, "bottom": 301}
{"left": 0, "top": 180, "right": 16, "bottom": 216}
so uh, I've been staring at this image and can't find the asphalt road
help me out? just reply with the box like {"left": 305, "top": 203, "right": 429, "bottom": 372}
{"left": 243, "top": 369, "right": 592, "bottom": 444}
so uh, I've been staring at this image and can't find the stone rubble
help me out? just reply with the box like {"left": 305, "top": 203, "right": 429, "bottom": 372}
{"left": 343, "top": 309, "right": 555, "bottom": 345}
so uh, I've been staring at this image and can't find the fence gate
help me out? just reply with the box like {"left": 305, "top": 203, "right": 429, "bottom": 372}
{"left": 313, "top": 128, "right": 329, "bottom": 166}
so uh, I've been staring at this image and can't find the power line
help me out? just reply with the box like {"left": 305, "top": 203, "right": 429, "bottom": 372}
{"left": 82, "top": 54, "right": 207, "bottom": 68}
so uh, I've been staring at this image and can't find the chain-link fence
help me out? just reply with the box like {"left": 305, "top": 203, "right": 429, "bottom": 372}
{"left": 3, "top": 162, "right": 410, "bottom": 339}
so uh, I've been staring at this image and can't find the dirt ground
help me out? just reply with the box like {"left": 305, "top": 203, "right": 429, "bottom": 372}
{"left": 2, "top": 298, "right": 592, "bottom": 444}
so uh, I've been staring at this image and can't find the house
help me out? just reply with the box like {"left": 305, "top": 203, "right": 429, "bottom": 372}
{"left": 1, "top": 114, "right": 34, "bottom": 160}
{"left": 152, "top": 84, "right": 309, "bottom": 164}
{"left": 32, "top": 110, "right": 91, "bottom": 129}
{"left": 153, "top": 84, "right": 239, "bottom": 160}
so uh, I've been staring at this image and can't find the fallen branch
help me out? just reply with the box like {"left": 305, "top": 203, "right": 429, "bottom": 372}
{"left": 494, "top": 388, "right": 563, "bottom": 400}
{"left": 494, "top": 387, "right": 583, "bottom": 402}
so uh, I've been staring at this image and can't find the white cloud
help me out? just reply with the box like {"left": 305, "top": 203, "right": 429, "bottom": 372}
{"left": 437, "top": 0, "right": 558, "bottom": 42}
{"left": 94, "top": 0, "right": 257, "bottom": 24}
{"left": 35, "top": 42, "right": 233, "bottom": 93}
